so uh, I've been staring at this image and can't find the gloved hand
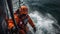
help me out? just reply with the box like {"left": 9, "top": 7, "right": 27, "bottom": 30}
{"left": 33, "top": 27, "right": 36, "bottom": 33}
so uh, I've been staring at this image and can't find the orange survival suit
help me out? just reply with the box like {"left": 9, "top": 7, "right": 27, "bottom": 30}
{"left": 6, "top": 5, "right": 36, "bottom": 34}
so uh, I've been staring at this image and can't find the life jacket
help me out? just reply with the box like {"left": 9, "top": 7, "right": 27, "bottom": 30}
{"left": 18, "top": 14, "right": 29, "bottom": 28}
{"left": 20, "top": 14, "right": 29, "bottom": 25}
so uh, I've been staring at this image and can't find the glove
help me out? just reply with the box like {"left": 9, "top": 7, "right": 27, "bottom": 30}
{"left": 33, "top": 27, "right": 36, "bottom": 33}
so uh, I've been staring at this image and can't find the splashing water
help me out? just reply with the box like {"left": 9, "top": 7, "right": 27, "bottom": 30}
{"left": 27, "top": 11, "right": 58, "bottom": 34}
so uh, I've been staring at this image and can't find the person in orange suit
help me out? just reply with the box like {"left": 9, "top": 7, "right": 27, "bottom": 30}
{"left": 6, "top": 5, "right": 36, "bottom": 34}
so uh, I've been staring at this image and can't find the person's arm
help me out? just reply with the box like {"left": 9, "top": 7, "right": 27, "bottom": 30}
{"left": 28, "top": 15, "right": 35, "bottom": 28}
{"left": 28, "top": 15, "right": 36, "bottom": 32}
{"left": 8, "top": 19, "right": 14, "bottom": 29}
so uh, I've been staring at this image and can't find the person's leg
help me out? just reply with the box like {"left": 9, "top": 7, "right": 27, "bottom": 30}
{"left": 19, "top": 30, "right": 25, "bottom": 34}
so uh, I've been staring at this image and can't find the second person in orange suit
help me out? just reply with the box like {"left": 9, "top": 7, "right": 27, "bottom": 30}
{"left": 6, "top": 5, "right": 36, "bottom": 34}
